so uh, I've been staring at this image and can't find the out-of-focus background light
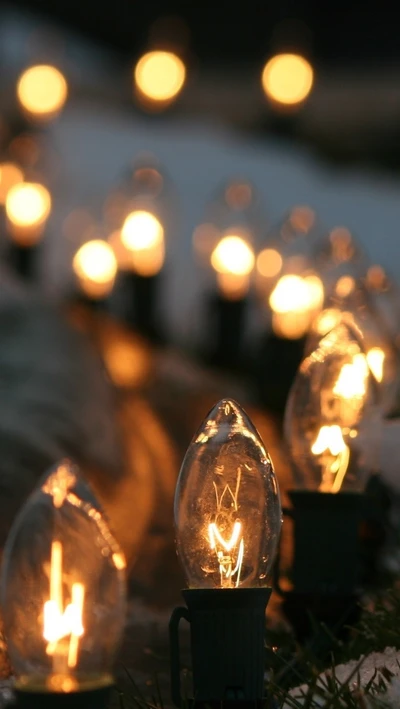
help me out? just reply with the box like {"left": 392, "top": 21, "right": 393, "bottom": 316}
{"left": 0, "top": 163, "right": 24, "bottom": 205}
{"left": 261, "top": 53, "right": 314, "bottom": 108}
{"left": 73, "top": 240, "right": 117, "bottom": 299}
{"left": 134, "top": 50, "right": 186, "bottom": 109}
{"left": 17, "top": 64, "right": 68, "bottom": 121}
{"left": 210, "top": 235, "right": 255, "bottom": 300}
{"left": 5, "top": 182, "right": 52, "bottom": 245}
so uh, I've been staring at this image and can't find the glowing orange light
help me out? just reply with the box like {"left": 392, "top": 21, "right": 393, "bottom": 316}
{"left": 121, "top": 210, "right": 165, "bottom": 276}
{"left": 256, "top": 248, "right": 282, "bottom": 278}
{"left": 0, "top": 163, "right": 24, "bottom": 205}
{"left": 17, "top": 65, "right": 68, "bottom": 120}
{"left": 43, "top": 541, "right": 85, "bottom": 673}
{"left": 134, "top": 51, "right": 186, "bottom": 106}
{"left": 311, "top": 425, "right": 350, "bottom": 493}
{"left": 6, "top": 182, "right": 51, "bottom": 245}
{"left": 366, "top": 347, "right": 385, "bottom": 382}
{"left": 270, "top": 273, "right": 324, "bottom": 339}
{"left": 288, "top": 205, "right": 316, "bottom": 232}
{"left": 366, "top": 265, "right": 387, "bottom": 291}
{"left": 73, "top": 240, "right": 117, "bottom": 299}
{"left": 261, "top": 53, "right": 314, "bottom": 107}
{"left": 333, "top": 353, "right": 368, "bottom": 399}
{"left": 313, "top": 308, "right": 342, "bottom": 336}
{"left": 335, "top": 275, "right": 355, "bottom": 298}
{"left": 211, "top": 235, "right": 255, "bottom": 300}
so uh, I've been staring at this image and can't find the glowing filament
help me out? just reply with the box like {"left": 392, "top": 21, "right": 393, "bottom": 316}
{"left": 43, "top": 541, "right": 85, "bottom": 670}
{"left": 208, "top": 522, "right": 244, "bottom": 587}
{"left": 333, "top": 354, "right": 368, "bottom": 399}
{"left": 366, "top": 347, "right": 385, "bottom": 382}
{"left": 311, "top": 425, "right": 350, "bottom": 493}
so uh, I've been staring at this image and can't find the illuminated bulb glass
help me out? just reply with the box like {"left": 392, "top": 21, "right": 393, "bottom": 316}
{"left": 210, "top": 235, "right": 255, "bottom": 300}
{"left": 261, "top": 53, "right": 314, "bottom": 107}
{"left": 17, "top": 65, "right": 68, "bottom": 121}
{"left": 0, "top": 460, "right": 126, "bottom": 693}
{"left": 120, "top": 210, "right": 165, "bottom": 276}
{"left": 174, "top": 399, "right": 282, "bottom": 588}
{"left": 284, "top": 322, "right": 379, "bottom": 493}
{"left": 73, "top": 240, "right": 118, "bottom": 299}
{"left": 269, "top": 273, "right": 324, "bottom": 338}
{"left": 134, "top": 51, "right": 186, "bottom": 106}
{"left": 5, "top": 182, "right": 52, "bottom": 245}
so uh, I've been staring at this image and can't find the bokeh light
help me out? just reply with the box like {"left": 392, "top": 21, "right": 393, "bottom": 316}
{"left": 335, "top": 275, "right": 356, "bottom": 298}
{"left": 256, "top": 248, "right": 282, "bottom": 278}
{"left": 6, "top": 182, "right": 51, "bottom": 245}
{"left": 134, "top": 51, "right": 186, "bottom": 107}
{"left": 0, "top": 163, "right": 24, "bottom": 205}
{"left": 261, "top": 53, "right": 314, "bottom": 107}
{"left": 73, "top": 240, "right": 117, "bottom": 299}
{"left": 121, "top": 210, "right": 165, "bottom": 276}
{"left": 17, "top": 65, "right": 68, "bottom": 120}
{"left": 211, "top": 235, "right": 255, "bottom": 300}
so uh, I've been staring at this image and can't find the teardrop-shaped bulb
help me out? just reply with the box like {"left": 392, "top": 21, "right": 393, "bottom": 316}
{"left": 284, "top": 321, "right": 381, "bottom": 493}
{"left": 174, "top": 399, "right": 282, "bottom": 589}
{"left": 0, "top": 459, "right": 126, "bottom": 693}
{"left": 308, "top": 275, "right": 400, "bottom": 414}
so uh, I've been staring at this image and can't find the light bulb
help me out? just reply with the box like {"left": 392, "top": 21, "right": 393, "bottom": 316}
{"left": 5, "top": 182, "right": 52, "bottom": 246}
{"left": 134, "top": 51, "right": 186, "bottom": 109}
{"left": 0, "top": 459, "right": 126, "bottom": 694}
{"left": 17, "top": 65, "right": 68, "bottom": 121}
{"left": 174, "top": 399, "right": 282, "bottom": 588}
{"left": 210, "top": 234, "right": 255, "bottom": 300}
{"left": 261, "top": 53, "right": 314, "bottom": 108}
{"left": 120, "top": 210, "right": 165, "bottom": 276}
{"left": 73, "top": 240, "right": 118, "bottom": 300}
{"left": 284, "top": 322, "right": 380, "bottom": 493}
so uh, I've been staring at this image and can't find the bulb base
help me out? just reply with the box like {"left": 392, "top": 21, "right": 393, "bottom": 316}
{"left": 170, "top": 587, "right": 271, "bottom": 707}
{"left": 205, "top": 293, "right": 248, "bottom": 370}
{"left": 14, "top": 685, "right": 113, "bottom": 709}
{"left": 7, "top": 242, "right": 39, "bottom": 281}
{"left": 287, "top": 489, "right": 364, "bottom": 595}
{"left": 120, "top": 271, "right": 165, "bottom": 343}
{"left": 254, "top": 332, "right": 306, "bottom": 414}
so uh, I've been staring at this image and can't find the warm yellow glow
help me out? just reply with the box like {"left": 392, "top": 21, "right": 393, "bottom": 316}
{"left": 5, "top": 182, "right": 51, "bottom": 245}
{"left": 0, "top": 163, "right": 24, "bottom": 205}
{"left": 333, "top": 353, "right": 368, "bottom": 399}
{"left": 367, "top": 347, "right": 385, "bottom": 382}
{"left": 211, "top": 235, "right": 255, "bottom": 300}
{"left": 73, "top": 240, "right": 117, "bottom": 299}
{"left": 17, "top": 65, "right": 68, "bottom": 120}
{"left": 211, "top": 236, "right": 255, "bottom": 275}
{"left": 44, "top": 541, "right": 85, "bottom": 672}
{"left": 134, "top": 51, "right": 186, "bottom": 104}
{"left": 269, "top": 274, "right": 323, "bottom": 313}
{"left": 311, "top": 425, "right": 350, "bottom": 493}
{"left": 366, "top": 265, "right": 387, "bottom": 291}
{"left": 121, "top": 210, "right": 165, "bottom": 276}
{"left": 335, "top": 275, "right": 355, "bottom": 298}
{"left": 313, "top": 308, "right": 342, "bottom": 336}
{"left": 103, "top": 334, "right": 152, "bottom": 388}
{"left": 272, "top": 311, "right": 311, "bottom": 339}
{"left": 256, "top": 248, "right": 282, "bottom": 278}
{"left": 261, "top": 53, "right": 314, "bottom": 106}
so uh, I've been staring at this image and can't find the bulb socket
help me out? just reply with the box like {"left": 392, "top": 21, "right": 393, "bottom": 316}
{"left": 14, "top": 685, "right": 113, "bottom": 709}
{"left": 170, "top": 587, "right": 271, "bottom": 707}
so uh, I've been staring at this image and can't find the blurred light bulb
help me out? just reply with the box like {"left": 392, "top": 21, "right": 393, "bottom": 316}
{"left": 134, "top": 51, "right": 186, "bottom": 107}
{"left": 335, "top": 275, "right": 356, "bottom": 298}
{"left": 211, "top": 235, "right": 255, "bottom": 300}
{"left": 256, "top": 248, "right": 282, "bottom": 279}
{"left": 73, "top": 240, "right": 117, "bottom": 299}
{"left": 269, "top": 273, "right": 324, "bottom": 339}
{"left": 0, "top": 460, "right": 126, "bottom": 693}
{"left": 174, "top": 399, "right": 282, "bottom": 588}
{"left": 0, "top": 163, "right": 24, "bottom": 205}
{"left": 285, "top": 322, "right": 379, "bottom": 493}
{"left": 6, "top": 182, "right": 51, "bottom": 246}
{"left": 312, "top": 308, "right": 342, "bottom": 336}
{"left": 261, "top": 53, "right": 314, "bottom": 107}
{"left": 121, "top": 210, "right": 165, "bottom": 276}
{"left": 17, "top": 65, "right": 68, "bottom": 121}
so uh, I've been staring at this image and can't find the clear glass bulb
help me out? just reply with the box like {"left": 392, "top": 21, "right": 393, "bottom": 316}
{"left": 285, "top": 321, "right": 381, "bottom": 493}
{"left": 0, "top": 459, "right": 126, "bottom": 693}
{"left": 174, "top": 399, "right": 282, "bottom": 589}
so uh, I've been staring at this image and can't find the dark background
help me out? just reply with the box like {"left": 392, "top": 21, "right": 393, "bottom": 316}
{"left": 1, "top": 0, "right": 398, "bottom": 68}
